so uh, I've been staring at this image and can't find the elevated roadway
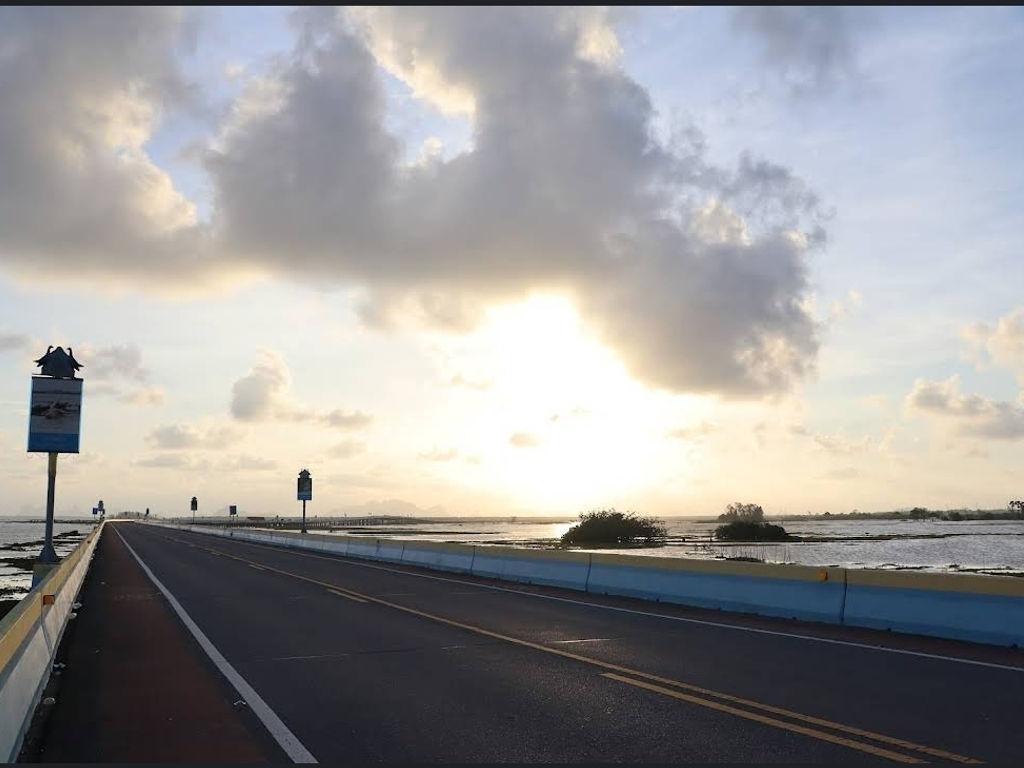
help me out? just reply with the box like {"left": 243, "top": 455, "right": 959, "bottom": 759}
{"left": 26, "top": 522, "right": 1024, "bottom": 763}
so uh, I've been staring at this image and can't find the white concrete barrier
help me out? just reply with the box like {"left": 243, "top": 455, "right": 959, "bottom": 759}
{"left": 0, "top": 522, "right": 103, "bottom": 762}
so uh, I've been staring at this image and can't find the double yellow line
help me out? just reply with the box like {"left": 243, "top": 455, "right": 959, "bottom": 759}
{"left": 159, "top": 531, "right": 983, "bottom": 765}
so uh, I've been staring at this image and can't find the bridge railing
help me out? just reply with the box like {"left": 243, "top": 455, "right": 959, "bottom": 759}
{"left": 0, "top": 522, "right": 104, "bottom": 761}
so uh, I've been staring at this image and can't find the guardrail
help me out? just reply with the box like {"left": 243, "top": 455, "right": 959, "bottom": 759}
{"left": 0, "top": 522, "right": 104, "bottom": 761}
{"left": 151, "top": 522, "right": 1024, "bottom": 648}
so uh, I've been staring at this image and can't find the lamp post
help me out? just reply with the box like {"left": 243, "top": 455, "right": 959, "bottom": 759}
{"left": 297, "top": 469, "right": 312, "bottom": 534}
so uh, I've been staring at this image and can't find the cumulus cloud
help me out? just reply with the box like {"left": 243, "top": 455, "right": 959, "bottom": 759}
{"left": 0, "top": 7, "right": 207, "bottom": 285}
{"left": 963, "top": 308, "right": 1024, "bottom": 383}
{"left": 906, "top": 376, "right": 1024, "bottom": 440}
{"left": 230, "top": 350, "right": 373, "bottom": 428}
{"left": 732, "top": 7, "right": 864, "bottom": 95}
{"left": 146, "top": 423, "right": 241, "bottom": 450}
{"left": 3, "top": 7, "right": 827, "bottom": 398}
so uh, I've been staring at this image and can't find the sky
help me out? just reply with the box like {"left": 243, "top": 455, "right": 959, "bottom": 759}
{"left": 1, "top": 7, "right": 1022, "bottom": 519}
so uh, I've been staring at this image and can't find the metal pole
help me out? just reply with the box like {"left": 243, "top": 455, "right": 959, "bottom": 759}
{"left": 40, "top": 452, "right": 58, "bottom": 563}
{"left": 302, "top": 499, "right": 307, "bottom": 534}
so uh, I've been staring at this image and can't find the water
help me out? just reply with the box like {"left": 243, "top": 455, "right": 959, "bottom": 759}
{"left": 301, "top": 517, "right": 1024, "bottom": 577}
{"left": 0, "top": 520, "right": 97, "bottom": 600}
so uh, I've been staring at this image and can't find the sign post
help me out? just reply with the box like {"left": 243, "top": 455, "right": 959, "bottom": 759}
{"left": 27, "top": 346, "right": 83, "bottom": 582}
{"left": 297, "top": 469, "right": 312, "bottom": 533}
{"left": 191, "top": 496, "right": 198, "bottom": 526}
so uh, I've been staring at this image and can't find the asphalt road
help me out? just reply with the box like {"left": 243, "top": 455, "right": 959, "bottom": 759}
{"left": 42, "top": 522, "right": 1024, "bottom": 763}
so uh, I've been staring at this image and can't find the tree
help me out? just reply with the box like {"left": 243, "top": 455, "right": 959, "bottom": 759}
{"left": 718, "top": 502, "right": 764, "bottom": 523}
{"left": 561, "top": 509, "right": 667, "bottom": 546}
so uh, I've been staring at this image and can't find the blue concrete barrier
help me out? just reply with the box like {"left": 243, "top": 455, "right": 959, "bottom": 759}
{"left": 470, "top": 546, "right": 591, "bottom": 590}
{"left": 843, "top": 569, "right": 1024, "bottom": 646}
{"left": 587, "top": 554, "right": 845, "bottom": 623}
{"left": 153, "top": 523, "right": 1024, "bottom": 647}
{"left": 400, "top": 542, "right": 475, "bottom": 573}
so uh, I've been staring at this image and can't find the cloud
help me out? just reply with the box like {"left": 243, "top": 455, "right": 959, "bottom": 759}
{"left": 230, "top": 350, "right": 373, "bottom": 428}
{"left": 0, "top": 7, "right": 206, "bottom": 285}
{"left": 207, "top": 8, "right": 825, "bottom": 397}
{"left": 732, "top": 7, "right": 864, "bottom": 96}
{"left": 419, "top": 447, "right": 459, "bottom": 462}
{"left": 450, "top": 374, "right": 492, "bottom": 391}
{"left": 3, "top": 8, "right": 827, "bottom": 398}
{"left": 119, "top": 387, "right": 166, "bottom": 407}
{"left": 146, "top": 423, "right": 241, "bottom": 450}
{"left": 963, "top": 307, "right": 1024, "bottom": 383}
{"left": 509, "top": 432, "right": 540, "bottom": 448}
{"left": 321, "top": 410, "right": 373, "bottom": 430}
{"left": 0, "top": 331, "right": 30, "bottom": 353}
{"left": 667, "top": 421, "right": 716, "bottom": 441}
{"left": 82, "top": 344, "right": 150, "bottom": 382}
{"left": 79, "top": 343, "right": 164, "bottom": 406}
{"left": 217, "top": 454, "right": 277, "bottom": 471}
{"left": 133, "top": 453, "right": 203, "bottom": 470}
{"left": 230, "top": 350, "right": 290, "bottom": 421}
{"left": 906, "top": 376, "right": 1024, "bottom": 440}
{"left": 329, "top": 440, "right": 367, "bottom": 459}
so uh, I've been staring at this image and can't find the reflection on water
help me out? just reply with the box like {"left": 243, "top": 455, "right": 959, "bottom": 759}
{"left": 315, "top": 517, "right": 1024, "bottom": 576}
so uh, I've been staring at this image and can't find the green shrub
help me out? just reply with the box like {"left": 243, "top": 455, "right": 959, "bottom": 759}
{"left": 714, "top": 520, "right": 791, "bottom": 542}
{"left": 561, "top": 509, "right": 667, "bottom": 546}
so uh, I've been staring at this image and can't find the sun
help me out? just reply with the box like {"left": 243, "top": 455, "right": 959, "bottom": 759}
{"left": 435, "top": 293, "right": 710, "bottom": 512}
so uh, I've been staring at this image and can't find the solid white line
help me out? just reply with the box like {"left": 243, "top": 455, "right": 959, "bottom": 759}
{"left": 169, "top": 527, "right": 1024, "bottom": 675}
{"left": 114, "top": 527, "right": 318, "bottom": 764}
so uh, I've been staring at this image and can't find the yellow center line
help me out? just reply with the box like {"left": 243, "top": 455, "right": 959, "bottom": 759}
{"left": 602, "top": 674, "right": 923, "bottom": 764}
{"left": 156, "top": 530, "right": 984, "bottom": 765}
{"left": 328, "top": 588, "right": 368, "bottom": 604}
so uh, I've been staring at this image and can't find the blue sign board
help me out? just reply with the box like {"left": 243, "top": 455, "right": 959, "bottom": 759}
{"left": 28, "top": 377, "right": 82, "bottom": 453}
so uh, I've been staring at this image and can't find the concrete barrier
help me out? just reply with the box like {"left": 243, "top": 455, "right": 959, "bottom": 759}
{"left": 400, "top": 541, "right": 476, "bottom": 573}
{"left": 150, "top": 522, "right": 1024, "bottom": 647}
{"left": 0, "top": 522, "right": 103, "bottom": 762}
{"left": 843, "top": 569, "right": 1024, "bottom": 646}
{"left": 587, "top": 554, "right": 845, "bottom": 623}
{"left": 471, "top": 546, "right": 592, "bottom": 590}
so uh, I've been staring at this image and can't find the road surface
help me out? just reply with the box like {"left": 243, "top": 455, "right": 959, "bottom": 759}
{"left": 29, "top": 522, "right": 1024, "bottom": 763}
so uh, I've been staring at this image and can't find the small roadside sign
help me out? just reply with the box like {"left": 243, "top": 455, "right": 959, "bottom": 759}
{"left": 297, "top": 469, "right": 312, "bottom": 501}
{"left": 28, "top": 377, "right": 83, "bottom": 453}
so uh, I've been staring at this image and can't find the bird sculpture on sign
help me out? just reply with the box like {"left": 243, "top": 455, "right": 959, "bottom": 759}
{"left": 33, "top": 346, "right": 82, "bottom": 379}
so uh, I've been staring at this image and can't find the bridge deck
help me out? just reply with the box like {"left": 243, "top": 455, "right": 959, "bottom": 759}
{"left": 25, "top": 522, "right": 1024, "bottom": 763}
